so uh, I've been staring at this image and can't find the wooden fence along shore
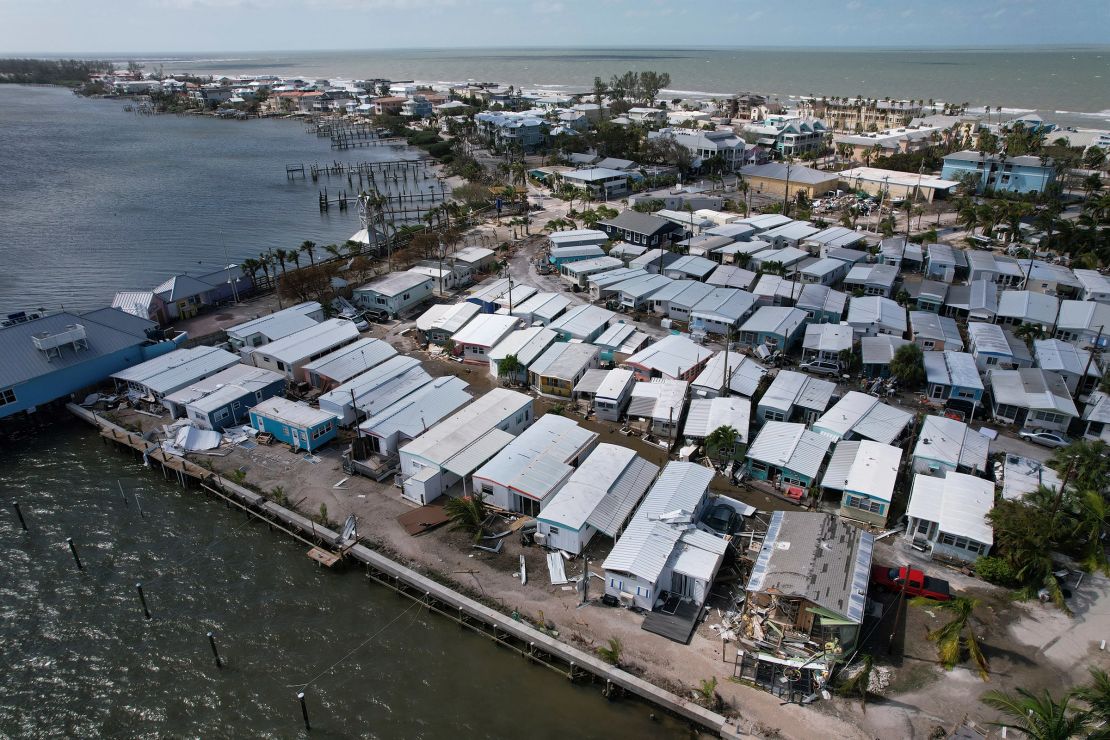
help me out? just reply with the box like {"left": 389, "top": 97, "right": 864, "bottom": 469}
{"left": 67, "top": 403, "right": 745, "bottom": 739}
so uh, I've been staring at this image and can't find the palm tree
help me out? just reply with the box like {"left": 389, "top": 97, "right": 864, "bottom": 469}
{"left": 705, "top": 425, "right": 740, "bottom": 466}
{"left": 300, "top": 240, "right": 317, "bottom": 266}
{"left": 497, "top": 354, "right": 522, "bottom": 384}
{"left": 1014, "top": 321, "right": 1048, "bottom": 348}
{"left": 911, "top": 595, "right": 989, "bottom": 679}
{"left": 444, "top": 494, "right": 488, "bottom": 542}
{"left": 323, "top": 243, "right": 344, "bottom": 261}
{"left": 239, "top": 257, "right": 261, "bottom": 283}
{"left": 981, "top": 687, "right": 1091, "bottom": 740}
{"left": 273, "top": 248, "right": 290, "bottom": 276}
{"left": 256, "top": 252, "right": 273, "bottom": 285}
{"left": 288, "top": 249, "right": 301, "bottom": 269}
{"left": 1072, "top": 490, "right": 1109, "bottom": 575}
{"left": 1075, "top": 667, "right": 1110, "bottom": 723}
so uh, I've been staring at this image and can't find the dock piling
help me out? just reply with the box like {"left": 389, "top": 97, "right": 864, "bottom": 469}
{"left": 118, "top": 480, "right": 129, "bottom": 507}
{"left": 13, "top": 501, "right": 28, "bottom": 531}
{"left": 207, "top": 631, "right": 223, "bottom": 668}
{"left": 297, "top": 692, "right": 311, "bottom": 731}
{"left": 136, "top": 583, "right": 151, "bottom": 620}
{"left": 66, "top": 538, "right": 83, "bottom": 570}
{"left": 135, "top": 494, "right": 145, "bottom": 519}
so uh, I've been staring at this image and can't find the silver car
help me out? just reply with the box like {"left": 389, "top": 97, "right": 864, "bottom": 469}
{"left": 1017, "top": 429, "right": 1071, "bottom": 448}
{"left": 799, "top": 360, "right": 841, "bottom": 376}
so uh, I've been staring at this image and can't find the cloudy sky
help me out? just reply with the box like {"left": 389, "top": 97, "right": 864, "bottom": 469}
{"left": 0, "top": 0, "right": 1106, "bottom": 53}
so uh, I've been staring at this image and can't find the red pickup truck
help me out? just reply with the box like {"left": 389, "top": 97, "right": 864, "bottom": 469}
{"left": 870, "top": 564, "right": 952, "bottom": 601}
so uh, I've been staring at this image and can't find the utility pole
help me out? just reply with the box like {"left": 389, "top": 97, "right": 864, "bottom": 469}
{"left": 1079, "top": 325, "right": 1104, "bottom": 403}
{"left": 781, "top": 157, "right": 793, "bottom": 217}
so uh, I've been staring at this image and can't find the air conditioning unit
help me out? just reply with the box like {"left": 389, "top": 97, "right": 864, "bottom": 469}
{"left": 533, "top": 532, "right": 547, "bottom": 546}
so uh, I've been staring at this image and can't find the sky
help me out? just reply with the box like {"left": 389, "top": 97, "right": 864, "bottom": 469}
{"left": 0, "top": 0, "right": 1107, "bottom": 53}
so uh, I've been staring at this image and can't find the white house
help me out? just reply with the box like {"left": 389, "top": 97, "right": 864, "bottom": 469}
{"left": 356, "top": 375, "right": 473, "bottom": 456}
{"left": 987, "top": 368, "right": 1078, "bottom": 432}
{"left": 247, "top": 318, "right": 360, "bottom": 383}
{"left": 912, "top": 415, "right": 990, "bottom": 478}
{"left": 905, "top": 472, "right": 994, "bottom": 563}
{"left": 450, "top": 314, "right": 522, "bottom": 364}
{"left": 536, "top": 444, "right": 659, "bottom": 555}
{"left": 471, "top": 414, "right": 598, "bottom": 515}
{"left": 354, "top": 271, "right": 435, "bottom": 317}
{"left": 399, "top": 388, "right": 535, "bottom": 505}
{"left": 811, "top": 391, "right": 913, "bottom": 445}
{"left": 627, "top": 379, "right": 688, "bottom": 437}
{"left": 820, "top": 440, "right": 902, "bottom": 527}
{"left": 602, "top": 462, "right": 724, "bottom": 610}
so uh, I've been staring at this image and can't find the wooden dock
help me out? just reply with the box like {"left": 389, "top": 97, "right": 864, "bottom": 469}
{"left": 68, "top": 404, "right": 746, "bottom": 738}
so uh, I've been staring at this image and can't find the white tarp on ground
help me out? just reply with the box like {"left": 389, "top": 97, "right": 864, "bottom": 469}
{"left": 546, "top": 552, "right": 568, "bottom": 585}
{"left": 175, "top": 426, "right": 223, "bottom": 451}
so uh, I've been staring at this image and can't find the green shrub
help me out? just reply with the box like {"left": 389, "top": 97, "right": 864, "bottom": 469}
{"left": 975, "top": 556, "right": 1021, "bottom": 587}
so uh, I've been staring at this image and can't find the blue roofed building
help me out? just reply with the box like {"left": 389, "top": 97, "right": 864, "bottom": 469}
{"left": 0, "top": 309, "right": 180, "bottom": 420}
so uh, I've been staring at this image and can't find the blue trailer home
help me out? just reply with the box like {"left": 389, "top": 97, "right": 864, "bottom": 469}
{"left": 0, "top": 309, "right": 180, "bottom": 421}
{"left": 249, "top": 397, "right": 338, "bottom": 452}
{"left": 165, "top": 365, "right": 287, "bottom": 431}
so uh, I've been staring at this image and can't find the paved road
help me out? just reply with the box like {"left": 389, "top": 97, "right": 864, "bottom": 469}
{"left": 986, "top": 431, "right": 1054, "bottom": 463}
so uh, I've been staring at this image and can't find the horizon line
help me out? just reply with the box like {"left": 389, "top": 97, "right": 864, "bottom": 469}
{"left": 9, "top": 43, "right": 1110, "bottom": 57}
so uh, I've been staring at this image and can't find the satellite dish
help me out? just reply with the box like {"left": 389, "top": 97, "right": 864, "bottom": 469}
{"left": 340, "top": 515, "right": 357, "bottom": 543}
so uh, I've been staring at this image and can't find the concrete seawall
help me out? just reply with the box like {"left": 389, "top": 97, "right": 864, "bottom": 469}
{"left": 68, "top": 403, "right": 746, "bottom": 738}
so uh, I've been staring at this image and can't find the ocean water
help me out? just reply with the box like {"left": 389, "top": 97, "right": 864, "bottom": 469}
{"left": 0, "top": 85, "right": 385, "bottom": 316}
{"left": 0, "top": 423, "right": 686, "bottom": 738}
{"left": 125, "top": 46, "right": 1110, "bottom": 125}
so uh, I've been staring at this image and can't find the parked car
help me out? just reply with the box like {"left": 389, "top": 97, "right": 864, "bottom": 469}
{"left": 1017, "top": 429, "right": 1071, "bottom": 448}
{"left": 798, "top": 360, "right": 841, "bottom": 376}
{"left": 870, "top": 564, "right": 951, "bottom": 601}
{"left": 701, "top": 503, "right": 740, "bottom": 536}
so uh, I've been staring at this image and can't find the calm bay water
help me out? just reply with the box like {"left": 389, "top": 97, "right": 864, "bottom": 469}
{"left": 130, "top": 46, "right": 1110, "bottom": 122}
{"left": 0, "top": 85, "right": 376, "bottom": 316}
{"left": 0, "top": 424, "right": 684, "bottom": 738}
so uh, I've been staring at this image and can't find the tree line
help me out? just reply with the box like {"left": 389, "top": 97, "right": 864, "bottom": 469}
{"left": 0, "top": 58, "right": 113, "bottom": 86}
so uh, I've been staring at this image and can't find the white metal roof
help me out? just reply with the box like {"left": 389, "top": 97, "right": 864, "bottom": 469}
{"left": 548, "top": 304, "right": 615, "bottom": 339}
{"left": 989, "top": 368, "right": 1079, "bottom": 417}
{"left": 740, "top": 306, "right": 807, "bottom": 337}
{"left": 967, "top": 321, "right": 1012, "bottom": 356}
{"left": 251, "top": 397, "right": 336, "bottom": 428}
{"left": 473, "top": 415, "right": 598, "bottom": 501}
{"left": 1002, "top": 454, "right": 1062, "bottom": 502}
{"left": 1034, "top": 339, "right": 1097, "bottom": 377}
{"left": 861, "top": 335, "right": 912, "bottom": 365}
{"left": 627, "top": 378, "right": 688, "bottom": 421}
{"left": 302, "top": 338, "right": 397, "bottom": 384}
{"left": 358, "top": 375, "right": 472, "bottom": 442}
{"left": 401, "top": 388, "right": 533, "bottom": 467}
{"left": 451, "top": 314, "right": 521, "bottom": 348}
{"left": 547, "top": 228, "right": 608, "bottom": 246}
{"left": 996, "top": 290, "right": 1058, "bottom": 325}
{"left": 165, "top": 364, "right": 285, "bottom": 412}
{"left": 529, "top": 342, "right": 599, "bottom": 380}
{"left": 1056, "top": 300, "right": 1110, "bottom": 334}
{"left": 595, "top": 368, "right": 635, "bottom": 401}
{"left": 572, "top": 368, "right": 610, "bottom": 396}
{"left": 691, "top": 351, "right": 767, "bottom": 398}
{"left": 691, "top": 288, "right": 756, "bottom": 324}
{"left": 112, "top": 346, "right": 240, "bottom": 396}
{"left": 537, "top": 444, "right": 659, "bottom": 534}
{"left": 318, "top": 355, "right": 422, "bottom": 410}
{"left": 707, "top": 265, "right": 757, "bottom": 290}
{"left": 623, "top": 334, "right": 712, "bottom": 379}
{"left": 444, "top": 428, "right": 517, "bottom": 478}
{"left": 250, "top": 318, "right": 359, "bottom": 365}
{"left": 488, "top": 326, "right": 558, "bottom": 367}
{"left": 803, "top": 323, "right": 854, "bottom": 354}
{"left": 847, "top": 296, "right": 907, "bottom": 333}
{"left": 843, "top": 440, "right": 901, "bottom": 503}
{"left": 913, "top": 415, "right": 990, "bottom": 473}
{"left": 602, "top": 462, "right": 716, "bottom": 582}
{"left": 549, "top": 244, "right": 606, "bottom": 260}
{"left": 467, "top": 277, "right": 513, "bottom": 303}
{"left": 560, "top": 256, "right": 624, "bottom": 277}
{"left": 907, "top": 472, "right": 994, "bottom": 545}
{"left": 820, "top": 441, "right": 861, "bottom": 491}
{"left": 225, "top": 302, "right": 321, "bottom": 341}
{"left": 911, "top": 311, "right": 964, "bottom": 350}
{"left": 747, "top": 421, "right": 833, "bottom": 479}
{"left": 416, "top": 301, "right": 481, "bottom": 334}
{"left": 356, "top": 270, "right": 433, "bottom": 298}
{"left": 453, "top": 246, "right": 495, "bottom": 264}
{"left": 759, "top": 370, "right": 836, "bottom": 414}
{"left": 812, "top": 391, "right": 912, "bottom": 445}
{"left": 593, "top": 322, "right": 636, "bottom": 349}
{"left": 666, "top": 254, "right": 717, "bottom": 278}
{"left": 511, "top": 292, "right": 572, "bottom": 322}
{"left": 923, "top": 351, "right": 984, "bottom": 391}
{"left": 683, "top": 396, "right": 751, "bottom": 442}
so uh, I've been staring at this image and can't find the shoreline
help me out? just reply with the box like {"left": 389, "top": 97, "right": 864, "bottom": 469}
{"left": 68, "top": 402, "right": 747, "bottom": 738}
